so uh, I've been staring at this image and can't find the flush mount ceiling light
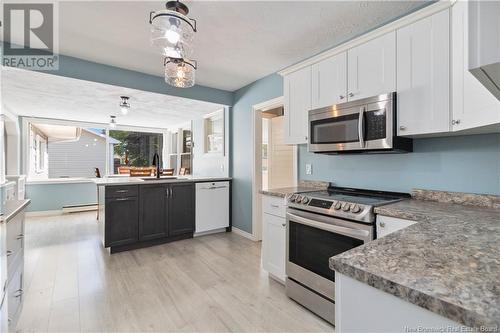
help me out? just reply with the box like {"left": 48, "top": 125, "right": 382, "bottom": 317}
{"left": 149, "top": 0, "right": 197, "bottom": 59}
{"left": 164, "top": 57, "right": 197, "bottom": 88}
{"left": 109, "top": 115, "right": 117, "bottom": 128}
{"left": 119, "top": 96, "right": 130, "bottom": 115}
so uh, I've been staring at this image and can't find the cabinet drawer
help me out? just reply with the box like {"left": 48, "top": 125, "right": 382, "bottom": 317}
{"left": 376, "top": 215, "right": 417, "bottom": 238}
{"left": 6, "top": 213, "right": 24, "bottom": 272}
{"left": 105, "top": 185, "right": 138, "bottom": 198}
{"left": 7, "top": 263, "right": 23, "bottom": 328}
{"left": 262, "top": 195, "right": 286, "bottom": 218}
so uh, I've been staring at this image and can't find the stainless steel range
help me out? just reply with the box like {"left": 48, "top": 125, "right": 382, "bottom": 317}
{"left": 285, "top": 186, "right": 409, "bottom": 325}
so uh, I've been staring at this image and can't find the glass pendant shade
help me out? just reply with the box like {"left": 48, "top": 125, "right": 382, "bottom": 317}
{"left": 164, "top": 58, "right": 196, "bottom": 88}
{"left": 119, "top": 96, "right": 130, "bottom": 115}
{"left": 150, "top": 9, "right": 196, "bottom": 58}
{"left": 109, "top": 116, "right": 117, "bottom": 128}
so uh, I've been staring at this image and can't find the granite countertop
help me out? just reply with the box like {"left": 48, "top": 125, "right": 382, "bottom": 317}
{"left": 330, "top": 198, "right": 500, "bottom": 328}
{"left": 1, "top": 199, "right": 31, "bottom": 222}
{"left": 260, "top": 180, "right": 330, "bottom": 198}
{"left": 95, "top": 176, "right": 232, "bottom": 186}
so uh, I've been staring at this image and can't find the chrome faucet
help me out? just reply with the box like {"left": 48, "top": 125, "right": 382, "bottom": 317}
{"left": 152, "top": 153, "right": 161, "bottom": 179}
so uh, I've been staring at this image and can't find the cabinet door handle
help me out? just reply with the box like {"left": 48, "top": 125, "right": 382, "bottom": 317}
{"left": 17, "top": 234, "right": 24, "bottom": 240}
{"left": 6, "top": 250, "right": 13, "bottom": 257}
{"left": 399, "top": 126, "right": 406, "bottom": 131}
{"left": 115, "top": 190, "right": 129, "bottom": 193}
{"left": 339, "top": 95, "right": 345, "bottom": 100}
{"left": 282, "top": 223, "right": 286, "bottom": 227}
{"left": 379, "top": 222, "right": 386, "bottom": 228}
{"left": 348, "top": 92, "right": 354, "bottom": 98}
{"left": 270, "top": 204, "right": 280, "bottom": 208}
{"left": 14, "top": 289, "right": 23, "bottom": 298}
{"left": 115, "top": 197, "right": 131, "bottom": 201}
{"left": 452, "top": 119, "right": 461, "bottom": 125}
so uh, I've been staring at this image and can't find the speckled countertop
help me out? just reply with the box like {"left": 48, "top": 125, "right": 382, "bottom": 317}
{"left": 330, "top": 197, "right": 500, "bottom": 328}
{"left": 260, "top": 181, "right": 329, "bottom": 198}
{"left": 95, "top": 176, "right": 232, "bottom": 186}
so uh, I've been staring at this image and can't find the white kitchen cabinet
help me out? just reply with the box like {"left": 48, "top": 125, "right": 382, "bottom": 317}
{"left": 284, "top": 66, "right": 311, "bottom": 144}
{"left": 262, "top": 212, "right": 286, "bottom": 283}
{"left": 0, "top": 221, "right": 7, "bottom": 333}
{"left": 311, "top": 52, "right": 347, "bottom": 109}
{"left": 376, "top": 215, "right": 416, "bottom": 238}
{"left": 261, "top": 195, "right": 286, "bottom": 283}
{"left": 397, "top": 9, "right": 451, "bottom": 136}
{"left": 347, "top": 31, "right": 396, "bottom": 101}
{"left": 451, "top": 1, "right": 500, "bottom": 132}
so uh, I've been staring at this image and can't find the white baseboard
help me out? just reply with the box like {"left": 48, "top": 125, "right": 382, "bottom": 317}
{"left": 232, "top": 227, "right": 259, "bottom": 241}
{"left": 62, "top": 204, "right": 97, "bottom": 213}
{"left": 25, "top": 210, "right": 63, "bottom": 217}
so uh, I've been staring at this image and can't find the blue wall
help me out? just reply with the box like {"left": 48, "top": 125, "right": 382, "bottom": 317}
{"left": 25, "top": 182, "right": 97, "bottom": 212}
{"left": 2, "top": 42, "right": 233, "bottom": 106}
{"left": 231, "top": 74, "right": 283, "bottom": 233}
{"left": 299, "top": 134, "right": 500, "bottom": 195}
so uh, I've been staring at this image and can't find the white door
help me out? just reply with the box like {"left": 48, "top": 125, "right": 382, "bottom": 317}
{"left": 451, "top": 1, "right": 500, "bottom": 131}
{"left": 311, "top": 52, "right": 348, "bottom": 109}
{"left": 262, "top": 213, "right": 286, "bottom": 282}
{"left": 347, "top": 31, "right": 396, "bottom": 101}
{"left": 397, "top": 9, "right": 450, "bottom": 136}
{"left": 284, "top": 67, "right": 311, "bottom": 144}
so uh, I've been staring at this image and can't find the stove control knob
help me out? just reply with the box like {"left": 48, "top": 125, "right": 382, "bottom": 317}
{"left": 351, "top": 204, "right": 361, "bottom": 213}
{"left": 288, "top": 194, "right": 296, "bottom": 202}
{"left": 296, "top": 195, "right": 303, "bottom": 203}
{"left": 334, "top": 202, "right": 342, "bottom": 210}
{"left": 342, "top": 203, "right": 351, "bottom": 211}
{"left": 301, "top": 197, "right": 309, "bottom": 204}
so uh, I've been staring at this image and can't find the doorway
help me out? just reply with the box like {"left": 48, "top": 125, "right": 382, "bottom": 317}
{"left": 252, "top": 97, "right": 297, "bottom": 241}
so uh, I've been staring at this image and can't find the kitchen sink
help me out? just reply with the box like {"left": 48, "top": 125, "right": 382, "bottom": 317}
{"left": 140, "top": 177, "right": 177, "bottom": 181}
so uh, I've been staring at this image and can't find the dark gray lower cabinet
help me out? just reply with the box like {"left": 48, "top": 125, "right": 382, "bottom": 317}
{"left": 139, "top": 184, "right": 168, "bottom": 241}
{"left": 105, "top": 195, "right": 139, "bottom": 247}
{"left": 105, "top": 182, "right": 195, "bottom": 252}
{"left": 169, "top": 183, "right": 195, "bottom": 236}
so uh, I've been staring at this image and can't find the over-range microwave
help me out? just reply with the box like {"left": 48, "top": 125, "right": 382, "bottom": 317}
{"left": 308, "top": 92, "right": 412, "bottom": 153}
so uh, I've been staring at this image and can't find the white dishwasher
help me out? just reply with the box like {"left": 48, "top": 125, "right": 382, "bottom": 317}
{"left": 195, "top": 181, "right": 230, "bottom": 234}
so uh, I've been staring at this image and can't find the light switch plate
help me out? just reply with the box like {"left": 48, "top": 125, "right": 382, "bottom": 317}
{"left": 305, "top": 163, "right": 312, "bottom": 175}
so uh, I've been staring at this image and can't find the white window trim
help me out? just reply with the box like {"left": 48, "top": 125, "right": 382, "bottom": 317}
{"left": 22, "top": 116, "right": 169, "bottom": 183}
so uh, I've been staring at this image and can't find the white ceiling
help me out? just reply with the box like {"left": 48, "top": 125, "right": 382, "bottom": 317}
{"left": 2, "top": 67, "right": 224, "bottom": 129}
{"left": 57, "top": 1, "right": 428, "bottom": 91}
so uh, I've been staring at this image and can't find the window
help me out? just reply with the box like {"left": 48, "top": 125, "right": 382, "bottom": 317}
{"left": 204, "top": 110, "right": 224, "bottom": 154}
{"left": 26, "top": 120, "right": 165, "bottom": 180}
{"left": 108, "top": 130, "right": 163, "bottom": 175}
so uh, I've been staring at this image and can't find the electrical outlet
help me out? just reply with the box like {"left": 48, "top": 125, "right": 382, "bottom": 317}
{"left": 305, "top": 163, "right": 312, "bottom": 175}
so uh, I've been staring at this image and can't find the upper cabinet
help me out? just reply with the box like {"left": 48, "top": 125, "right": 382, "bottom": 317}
{"left": 347, "top": 32, "right": 396, "bottom": 101}
{"left": 281, "top": 2, "right": 500, "bottom": 143}
{"left": 284, "top": 66, "right": 311, "bottom": 144}
{"left": 451, "top": 1, "right": 500, "bottom": 132}
{"left": 311, "top": 52, "right": 347, "bottom": 109}
{"left": 397, "top": 9, "right": 450, "bottom": 136}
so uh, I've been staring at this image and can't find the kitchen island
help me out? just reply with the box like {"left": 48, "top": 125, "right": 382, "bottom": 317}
{"left": 96, "top": 176, "right": 231, "bottom": 253}
{"left": 330, "top": 189, "right": 500, "bottom": 332}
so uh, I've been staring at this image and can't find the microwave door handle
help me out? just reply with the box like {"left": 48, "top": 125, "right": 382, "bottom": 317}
{"left": 358, "top": 106, "right": 365, "bottom": 148}
{"left": 286, "top": 212, "right": 370, "bottom": 240}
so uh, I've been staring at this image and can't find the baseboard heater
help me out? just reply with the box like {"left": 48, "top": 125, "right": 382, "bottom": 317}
{"left": 62, "top": 203, "right": 98, "bottom": 213}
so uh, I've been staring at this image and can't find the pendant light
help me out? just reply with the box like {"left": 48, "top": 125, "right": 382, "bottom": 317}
{"left": 109, "top": 115, "right": 117, "bottom": 129}
{"left": 149, "top": 0, "right": 197, "bottom": 59}
{"left": 119, "top": 96, "right": 130, "bottom": 115}
{"left": 164, "top": 57, "right": 197, "bottom": 88}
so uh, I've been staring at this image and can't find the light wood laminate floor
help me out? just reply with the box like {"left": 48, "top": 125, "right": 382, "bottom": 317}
{"left": 16, "top": 212, "right": 333, "bottom": 333}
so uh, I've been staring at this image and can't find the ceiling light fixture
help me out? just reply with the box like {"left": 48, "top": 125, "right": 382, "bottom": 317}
{"left": 149, "top": 0, "right": 197, "bottom": 59}
{"left": 164, "top": 57, "right": 197, "bottom": 88}
{"left": 109, "top": 115, "right": 117, "bottom": 129}
{"left": 119, "top": 96, "right": 130, "bottom": 115}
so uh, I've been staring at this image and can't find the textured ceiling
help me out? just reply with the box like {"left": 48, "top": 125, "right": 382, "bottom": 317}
{"left": 55, "top": 1, "right": 429, "bottom": 91}
{"left": 2, "top": 68, "right": 224, "bottom": 129}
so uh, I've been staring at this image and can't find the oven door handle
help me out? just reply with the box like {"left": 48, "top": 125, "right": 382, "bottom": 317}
{"left": 287, "top": 212, "right": 370, "bottom": 239}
